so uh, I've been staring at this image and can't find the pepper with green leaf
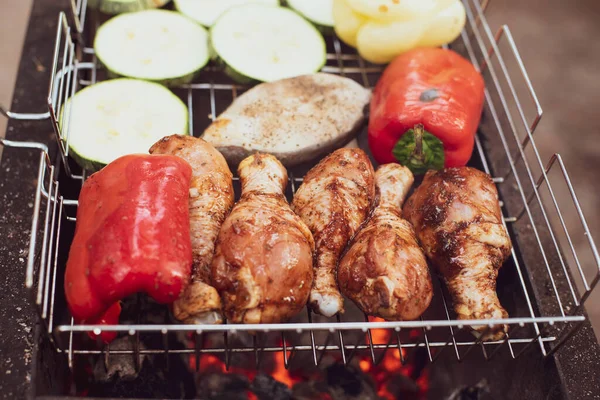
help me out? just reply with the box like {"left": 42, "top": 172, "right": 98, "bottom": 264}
{"left": 368, "top": 48, "right": 485, "bottom": 174}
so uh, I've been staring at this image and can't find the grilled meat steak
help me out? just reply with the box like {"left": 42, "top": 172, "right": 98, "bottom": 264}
{"left": 202, "top": 73, "right": 371, "bottom": 167}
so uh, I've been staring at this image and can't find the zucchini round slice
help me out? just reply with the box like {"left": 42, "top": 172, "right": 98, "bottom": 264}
{"left": 211, "top": 4, "right": 326, "bottom": 83}
{"left": 62, "top": 79, "right": 188, "bottom": 171}
{"left": 94, "top": 10, "right": 209, "bottom": 86}
{"left": 287, "top": 0, "right": 334, "bottom": 29}
{"left": 87, "top": 0, "right": 171, "bottom": 15}
{"left": 174, "top": 0, "right": 279, "bottom": 27}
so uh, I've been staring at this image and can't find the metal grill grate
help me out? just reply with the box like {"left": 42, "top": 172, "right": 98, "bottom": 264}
{"left": 1, "top": 0, "right": 599, "bottom": 373}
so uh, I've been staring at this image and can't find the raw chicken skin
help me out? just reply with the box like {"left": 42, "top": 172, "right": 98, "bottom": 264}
{"left": 149, "top": 135, "right": 234, "bottom": 324}
{"left": 403, "top": 167, "right": 511, "bottom": 340}
{"left": 292, "top": 148, "right": 375, "bottom": 317}
{"left": 211, "top": 154, "right": 314, "bottom": 324}
{"left": 338, "top": 164, "right": 432, "bottom": 320}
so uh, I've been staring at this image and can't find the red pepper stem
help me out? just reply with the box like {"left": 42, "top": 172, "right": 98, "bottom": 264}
{"left": 412, "top": 124, "right": 425, "bottom": 162}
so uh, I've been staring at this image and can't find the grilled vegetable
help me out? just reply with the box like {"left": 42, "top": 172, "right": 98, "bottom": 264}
{"left": 333, "top": 0, "right": 466, "bottom": 64}
{"left": 287, "top": 0, "right": 334, "bottom": 31}
{"left": 64, "top": 154, "right": 193, "bottom": 342}
{"left": 62, "top": 78, "right": 188, "bottom": 171}
{"left": 86, "top": 302, "right": 121, "bottom": 343}
{"left": 88, "top": 0, "right": 171, "bottom": 14}
{"left": 202, "top": 73, "right": 371, "bottom": 167}
{"left": 210, "top": 4, "right": 326, "bottom": 83}
{"left": 368, "top": 48, "right": 485, "bottom": 174}
{"left": 174, "top": 0, "right": 279, "bottom": 27}
{"left": 94, "top": 10, "right": 210, "bottom": 86}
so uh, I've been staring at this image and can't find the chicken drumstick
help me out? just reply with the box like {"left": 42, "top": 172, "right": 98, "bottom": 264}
{"left": 338, "top": 164, "right": 432, "bottom": 320}
{"left": 403, "top": 167, "right": 511, "bottom": 339}
{"left": 292, "top": 148, "right": 375, "bottom": 317}
{"left": 211, "top": 154, "right": 314, "bottom": 323}
{"left": 150, "top": 135, "right": 234, "bottom": 324}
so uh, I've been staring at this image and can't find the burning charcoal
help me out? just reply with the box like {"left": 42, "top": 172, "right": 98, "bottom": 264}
{"left": 87, "top": 352, "right": 195, "bottom": 398}
{"left": 117, "top": 294, "right": 167, "bottom": 325}
{"left": 446, "top": 379, "right": 491, "bottom": 400}
{"left": 86, "top": 335, "right": 196, "bottom": 398}
{"left": 196, "top": 372, "right": 250, "bottom": 400}
{"left": 410, "top": 348, "right": 429, "bottom": 381}
{"left": 292, "top": 381, "right": 332, "bottom": 400}
{"left": 381, "top": 374, "right": 420, "bottom": 398}
{"left": 327, "top": 364, "right": 362, "bottom": 395}
{"left": 326, "top": 364, "right": 379, "bottom": 400}
{"left": 251, "top": 373, "right": 292, "bottom": 400}
{"left": 92, "top": 336, "right": 147, "bottom": 382}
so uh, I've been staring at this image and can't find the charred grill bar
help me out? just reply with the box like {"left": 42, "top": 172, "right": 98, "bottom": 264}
{"left": 1, "top": 0, "right": 600, "bottom": 399}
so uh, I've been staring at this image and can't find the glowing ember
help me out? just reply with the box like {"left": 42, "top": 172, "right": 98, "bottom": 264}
{"left": 188, "top": 338, "right": 296, "bottom": 387}
{"left": 359, "top": 359, "right": 370, "bottom": 372}
{"left": 247, "top": 392, "right": 258, "bottom": 400}
{"left": 195, "top": 354, "right": 225, "bottom": 373}
{"left": 271, "top": 352, "right": 298, "bottom": 388}
{"left": 187, "top": 322, "right": 428, "bottom": 399}
{"left": 360, "top": 317, "right": 428, "bottom": 398}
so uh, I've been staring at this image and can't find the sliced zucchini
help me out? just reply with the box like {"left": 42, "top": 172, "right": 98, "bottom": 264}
{"left": 94, "top": 10, "right": 210, "bottom": 86}
{"left": 88, "top": 0, "right": 171, "bottom": 14}
{"left": 174, "top": 0, "right": 280, "bottom": 27}
{"left": 61, "top": 79, "right": 188, "bottom": 171}
{"left": 287, "top": 0, "right": 334, "bottom": 29}
{"left": 211, "top": 4, "right": 326, "bottom": 83}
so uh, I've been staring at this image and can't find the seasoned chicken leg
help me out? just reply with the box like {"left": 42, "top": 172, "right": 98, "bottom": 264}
{"left": 292, "top": 148, "right": 375, "bottom": 317}
{"left": 403, "top": 167, "right": 511, "bottom": 340}
{"left": 149, "top": 135, "right": 234, "bottom": 324}
{"left": 211, "top": 154, "right": 314, "bottom": 324}
{"left": 338, "top": 164, "right": 432, "bottom": 320}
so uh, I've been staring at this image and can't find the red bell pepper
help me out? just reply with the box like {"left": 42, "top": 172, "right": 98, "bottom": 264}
{"left": 65, "top": 154, "right": 193, "bottom": 341}
{"left": 368, "top": 48, "right": 485, "bottom": 174}
{"left": 86, "top": 302, "right": 121, "bottom": 343}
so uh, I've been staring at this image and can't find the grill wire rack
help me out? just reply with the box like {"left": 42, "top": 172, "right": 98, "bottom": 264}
{"left": 1, "top": 0, "right": 599, "bottom": 374}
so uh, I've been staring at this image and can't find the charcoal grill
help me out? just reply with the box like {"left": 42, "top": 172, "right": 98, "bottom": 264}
{"left": 1, "top": 0, "right": 600, "bottom": 399}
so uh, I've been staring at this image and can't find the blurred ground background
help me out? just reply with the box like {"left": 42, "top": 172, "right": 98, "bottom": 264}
{"left": 0, "top": 0, "right": 32, "bottom": 137}
{"left": 1, "top": 0, "right": 599, "bottom": 339}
